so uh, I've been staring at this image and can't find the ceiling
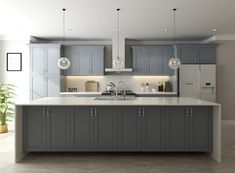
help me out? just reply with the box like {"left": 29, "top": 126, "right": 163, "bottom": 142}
{"left": 0, "top": 0, "right": 235, "bottom": 40}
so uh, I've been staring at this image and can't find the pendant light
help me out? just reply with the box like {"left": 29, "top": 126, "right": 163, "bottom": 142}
{"left": 168, "top": 8, "right": 181, "bottom": 70}
{"left": 58, "top": 8, "right": 70, "bottom": 70}
{"left": 112, "top": 8, "right": 124, "bottom": 69}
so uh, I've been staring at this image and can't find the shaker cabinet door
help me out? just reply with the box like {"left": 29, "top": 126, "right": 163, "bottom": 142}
{"left": 24, "top": 107, "right": 46, "bottom": 151}
{"left": 72, "top": 107, "right": 93, "bottom": 151}
{"left": 149, "top": 48, "right": 163, "bottom": 75}
{"left": 46, "top": 107, "right": 70, "bottom": 151}
{"left": 91, "top": 48, "right": 104, "bottom": 75}
{"left": 46, "top": 48, "right": 60, "bottom": 75}
{"left": 165, "top": 107, "right": 189, "bottom": 151}
{"left": 142, "top": 107, "right": 164, "bottom": 151}
{"left": 94, "top": 107, "right": 118, "bottom": 151}
{"left": 118, "top": 107, "right": 141, "bottom": 151}
{"left": 133, "top": 48, "right": 149, "bottom": 74}
{"left": 189, "top": 107, "right": 213, "bottom": 151}
{"left": 30, "top": 48, "right": 45, "bottom": 75}
{"left": 77, "top": 48, "right": 91, "bottom": 75}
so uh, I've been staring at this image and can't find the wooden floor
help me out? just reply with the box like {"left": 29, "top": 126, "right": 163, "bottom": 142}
{"left": 0, "top": 125, "right": 235, "bottom": 173}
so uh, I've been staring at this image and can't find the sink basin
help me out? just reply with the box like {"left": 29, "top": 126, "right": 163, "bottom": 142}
{"left": 94, "top": 96, "right": 137, "bottom": 101}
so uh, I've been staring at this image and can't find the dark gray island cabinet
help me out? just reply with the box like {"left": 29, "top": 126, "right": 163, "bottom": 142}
{"left": 23, "top": 106, "right": 212, "bottom": 153}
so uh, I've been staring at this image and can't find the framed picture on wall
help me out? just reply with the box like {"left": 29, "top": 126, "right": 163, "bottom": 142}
{"left": 6, "top": 53, "right": 22, "bottom": 71}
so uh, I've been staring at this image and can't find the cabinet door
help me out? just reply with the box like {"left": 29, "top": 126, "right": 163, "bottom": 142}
{"left": 162, "top": 47, "right": 174, "bottom": 75}
{"left": 179, "top": 47, "right": 199, "bottom": 64}
{"left": 31, "top": 76, "right": 45, "bottom": 100}
{"left": 118, "top": 107, "right": 141, "bottom": 151}
{"left": 190, "top": 107, "right": 213, "bottom": 151}
{"left": 91, "top": 47, "right": 104, "bottom": 75}
{"left": 142, "top": 107, "right": 164, "bottom": 151}
{"left": 46, "top": 107, "right": 70, "bottom": 151}
{"left": 77, "top": 47, "right": 90, "bottom": 75}
{"left": 72, "top": 107, "right": 93, "bottom": 151}
{"left": 94, "top": 107, "right": 118, "bottom": 151}
{"left": 149, "top": 48, "right": 163, "bottom": 75}
{"left": 46, "top": 48, "right": 60, "bottom": 75}
{"left": 199, "top": 47, "right": 216, "bottom": 64}
{"left": 24, "top": 107, "right": 46, "bottom": 151}
{"left": 63, "top": 46, "right": 77, "bottom": 75}
{"left": 47, "top": 76, "right": 60, "bottom": 97}
{"left": 165, "top": 107, "right": 189, "bottom": 151}
{"left": 133, "top": 48, "right": 149, "bottom": 74}
{"left": 30, "top": 48, "right": 45, "bottom": 75}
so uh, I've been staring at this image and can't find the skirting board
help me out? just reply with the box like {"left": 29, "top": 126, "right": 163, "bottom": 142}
{"left": 222, "top": 120, "right": 235, "bottom": 125}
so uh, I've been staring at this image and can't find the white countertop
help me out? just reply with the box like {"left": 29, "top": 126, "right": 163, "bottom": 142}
{"left": 60, "top": 92, "right": 177, "bottom": 95}
{"left": 60, "top": 92, "right": 102, "bottom": 95}
{"left": 16, "top": 97, "right": 220, "bottom": 106}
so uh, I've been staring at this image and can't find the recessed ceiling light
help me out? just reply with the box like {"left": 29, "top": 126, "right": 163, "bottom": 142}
{"left": 164, "top": 28, "right": 168, "bottom": 32}
{"left": 212, "top": 28, "right": 217, "bottom": 32}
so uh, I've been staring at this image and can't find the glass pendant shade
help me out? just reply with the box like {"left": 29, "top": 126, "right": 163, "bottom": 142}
{"left": 58, "top": 57, "right": 70, "bottom": 70}
{"left": 168, "top": 56, "right": 181, "bottom": 70}
{"left": 113, "top": 56, "right": 124, "bottom": 69}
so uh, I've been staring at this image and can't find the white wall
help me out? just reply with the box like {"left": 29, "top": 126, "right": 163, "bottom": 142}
{"left": 216, "top": 41, "right": 235, "bottom": 120}
{"left": 0, "top": 40, "right": 30, "bottom": 101}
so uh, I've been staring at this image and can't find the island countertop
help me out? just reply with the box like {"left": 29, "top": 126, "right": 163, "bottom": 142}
{"left": 16, "top": 97, "right": 220, "bottom": 106}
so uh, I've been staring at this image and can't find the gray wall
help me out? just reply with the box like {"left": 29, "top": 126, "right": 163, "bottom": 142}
{"left": 217, "top": 41, "right": 235, "bottom": 120}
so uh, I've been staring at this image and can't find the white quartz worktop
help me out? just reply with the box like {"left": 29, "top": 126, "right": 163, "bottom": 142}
{"left": 16, "top": 97, "right": 220, "bottom": 106}
{"left": 60, "top": 91, "right": 177, "bottom": 95}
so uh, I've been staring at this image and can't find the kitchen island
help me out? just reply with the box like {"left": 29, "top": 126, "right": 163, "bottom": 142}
{"left": 15, "top": 97, "right": 221, "bottom": 163}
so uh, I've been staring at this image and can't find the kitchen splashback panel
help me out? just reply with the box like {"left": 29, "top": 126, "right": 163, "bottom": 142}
{"left": 64, "top": 76, "right": 177, "bottom": 92}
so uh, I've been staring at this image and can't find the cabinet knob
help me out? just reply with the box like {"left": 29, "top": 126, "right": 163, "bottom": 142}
{"left": 186, "top": 108, "right": 188, "bottom": 117}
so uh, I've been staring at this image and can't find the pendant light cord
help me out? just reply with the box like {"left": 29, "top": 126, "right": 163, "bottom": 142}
{"left": 63, "top": 8, "right": 66, "bottom": 45}
{"left": 117, "top": 8, "right": 120, "bottom": 59}
{"left": 173, "top": 8, "right": 177, "bottom": 57}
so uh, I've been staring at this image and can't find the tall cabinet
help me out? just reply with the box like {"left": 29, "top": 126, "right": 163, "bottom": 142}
{"left": 29, "top": 44, "right": 61, "bottom": 100}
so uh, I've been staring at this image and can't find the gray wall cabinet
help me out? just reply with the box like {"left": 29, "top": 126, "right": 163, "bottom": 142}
{"left": 23, "top": 106, "right": 70, "bottom": 151}
{"left": 165, "top": 106, "right": 212, "bottom": 151}
{"left": 132, "top": 46, "right": 174, "bottom": 75}
{"left": 29, "top": 44, "right": 61, "bottom": 100}
{"left": 178, "top": 45, "right": 216, "bottom": 64}
{"left": 63, "top": 46, "right": 104, "bottom": 76}
{"left": 24, "top": 106, "right": 212, "bottom": 152}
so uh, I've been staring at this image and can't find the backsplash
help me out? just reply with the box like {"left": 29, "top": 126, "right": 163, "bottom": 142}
{"left": 64, "top": 75, "right": 177, "bottom": 92}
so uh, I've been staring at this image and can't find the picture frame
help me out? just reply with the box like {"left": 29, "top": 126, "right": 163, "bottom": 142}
{"left": 6, "top": 53, "right": 22, "bottom": 71}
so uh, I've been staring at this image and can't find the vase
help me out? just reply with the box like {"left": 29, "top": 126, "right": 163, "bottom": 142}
{"left": 0, "top": 125, "right": 8, "bottom": 133}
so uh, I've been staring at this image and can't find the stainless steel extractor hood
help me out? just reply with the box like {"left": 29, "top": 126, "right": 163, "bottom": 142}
{"left": 105, "top": 37, "right": 132, "bottom": 72}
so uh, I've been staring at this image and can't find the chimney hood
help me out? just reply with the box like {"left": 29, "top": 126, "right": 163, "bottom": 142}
{"left": 105, "top": 37, "right": 133, "bottom": 72}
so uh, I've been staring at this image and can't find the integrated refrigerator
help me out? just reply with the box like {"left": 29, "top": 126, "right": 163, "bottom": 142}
{"left": 179, "top": 65, "right": 216, "bottom": 102}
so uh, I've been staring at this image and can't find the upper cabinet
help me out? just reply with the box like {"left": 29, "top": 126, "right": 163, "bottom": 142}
{"left": 132, "top": 46, "right": 174, "bottom": 75}
{"left": 62, "top": 46, "right": 104, "bottom": 76}
{"left": 30, "top": 44, "right": 61, "bottom": 75}
{"left": 29, "top": 44, "right": 61, "bottom": 100}
{"left": 178, "top": 45, "right": 216, "bottom": 64}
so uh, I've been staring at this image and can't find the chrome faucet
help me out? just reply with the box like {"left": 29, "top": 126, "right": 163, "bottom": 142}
{"left": 115, "top": 81, "right": 126, "bottom": 100}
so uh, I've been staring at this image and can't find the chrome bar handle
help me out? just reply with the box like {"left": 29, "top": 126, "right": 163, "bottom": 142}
{"left": 142, "top": 108, "right": 145, "bottom": 117}
{"left": 186, "top": 108, "right": 188, "bottom": 117}
{"left": 190, "top": 108, "right": 193, "bottom": 117}
{"left": 94, "top": 108, "right": 97, "bottom": 117}
{"left": 43, "top": 107, "right": 46, "bottom": 118}
{"left": 90, "top": 108, "right": 93, "bottom": 117}
{"left": 47, "top": 108, "right": 50, "bottom": 118}
{"left": 138, "top": 107, "right": 141, "bottom": 117}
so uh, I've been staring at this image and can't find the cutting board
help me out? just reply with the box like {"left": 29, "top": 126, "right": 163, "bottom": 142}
{"left": 85, "top": 81, "right": 99, "bottom": 92}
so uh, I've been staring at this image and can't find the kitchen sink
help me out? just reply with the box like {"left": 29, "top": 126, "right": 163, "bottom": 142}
{"left": 94, "top": 96, "right": 137, "bottom": 101}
